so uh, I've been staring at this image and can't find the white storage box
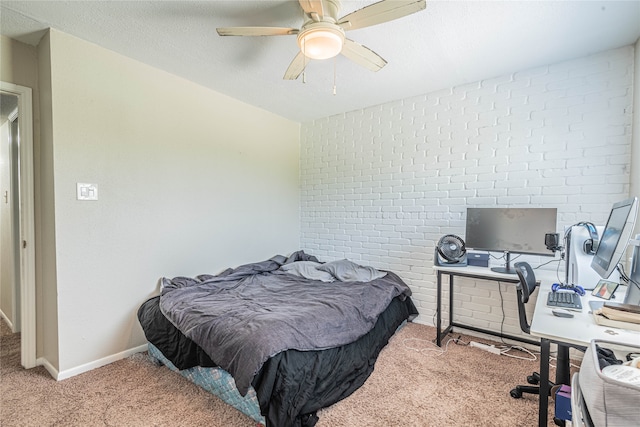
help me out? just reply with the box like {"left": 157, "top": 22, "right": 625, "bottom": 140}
{"left": 579, "top": 339, "right": 640, "bottom": 427}
{"left": 571, "top": 373, "right": 593, "bottom": 427}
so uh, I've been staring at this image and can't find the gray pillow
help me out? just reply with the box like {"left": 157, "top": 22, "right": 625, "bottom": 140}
{"left": 317, "top": 259, "right": 387, "bottom": 282}
{"left": 280, "top": 261, "right": 335, "bottom": 283}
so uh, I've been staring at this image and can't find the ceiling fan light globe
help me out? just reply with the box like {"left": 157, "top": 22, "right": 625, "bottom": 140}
{"left": 298, "top": 28, "right": 344, "bottom": 60}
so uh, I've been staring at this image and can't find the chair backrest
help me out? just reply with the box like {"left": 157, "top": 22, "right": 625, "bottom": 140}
{"left": 514, "top": 261, "right": 538, "bottom": 334}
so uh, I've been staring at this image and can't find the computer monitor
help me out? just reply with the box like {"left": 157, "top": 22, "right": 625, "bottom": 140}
{"left": 465, "top": 207, "right": 557, "bottom": 274}
{"left": 590, "top": 197, "right": 638, "bottom": 280}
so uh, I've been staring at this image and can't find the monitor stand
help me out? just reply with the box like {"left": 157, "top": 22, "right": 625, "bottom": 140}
{"left": 625, "top": 234, "right": 640, "bottom": 306}
{"left": 491, "top": 251, "right": 516, "bottom": 274}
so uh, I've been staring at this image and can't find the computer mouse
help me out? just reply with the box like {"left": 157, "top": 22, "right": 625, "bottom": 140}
{"left": 552, "top": 308, "right": 574, "bottom": 318}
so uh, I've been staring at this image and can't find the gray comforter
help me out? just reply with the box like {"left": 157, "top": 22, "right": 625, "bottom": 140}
{"left": 159, "top": 251, "right": 412, "bottom": 396}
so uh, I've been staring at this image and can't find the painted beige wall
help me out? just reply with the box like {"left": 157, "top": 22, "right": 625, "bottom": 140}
{"left": 37, "top": 31, "right": 60, "bottom": 369}
{"left": 0, "top": 35, "right": 38, "bottom": 88}
{"left": 44, "top": 29, "right": 300, "bottom": 374}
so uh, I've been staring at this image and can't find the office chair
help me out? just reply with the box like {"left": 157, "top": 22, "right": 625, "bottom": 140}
{"left": 510, "top": 261, "right": 557, "bottom": 399}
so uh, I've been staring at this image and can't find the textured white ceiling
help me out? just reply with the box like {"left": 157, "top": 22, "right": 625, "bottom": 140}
{"left": 1, "top": 1, "right": 639, "bottom": 122}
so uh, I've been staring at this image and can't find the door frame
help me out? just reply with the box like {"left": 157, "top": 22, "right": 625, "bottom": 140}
{"left": 1, "top": 81, "right": 36, "bottom": 369}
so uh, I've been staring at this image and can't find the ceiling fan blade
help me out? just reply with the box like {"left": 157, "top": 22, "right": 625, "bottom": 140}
{"left": 298, "top": 0, "right": 324, "bottom": 19}
{"left": 283, "top": 52, "right": 308, "bottom": 80}
{"left": 341, "top": 38, "right": 387, "bottom": 72}
{"left": 216, "top": 27, "right": 298, "bottom": 37}
{"left": 338, "top": 0, "right": 426, "bottom": 31}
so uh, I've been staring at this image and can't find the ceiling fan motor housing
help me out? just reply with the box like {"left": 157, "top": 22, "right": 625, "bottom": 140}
{"left": 325, "top": 0, "right": 342, "bottom": 18}
{"left": 297, "top": 22, "right": 345, "bottom": 59}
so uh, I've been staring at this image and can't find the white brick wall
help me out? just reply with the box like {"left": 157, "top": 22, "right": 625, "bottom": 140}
{"left": 299, "top": 47, "right": 634, "bottom": 342}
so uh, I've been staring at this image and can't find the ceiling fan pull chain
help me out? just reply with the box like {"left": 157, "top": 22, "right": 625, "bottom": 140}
{"left": 303, "top": 41, "right": 307, "bottom": 84}
{"left": 333, "top": 56, "right": 337, "bottom": 95}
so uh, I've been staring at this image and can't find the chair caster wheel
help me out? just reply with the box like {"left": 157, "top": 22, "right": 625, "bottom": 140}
{"left": 527, "top": 375, "right": 539, "bottom": 385}
{"left": 510, "top": 388, "right": 522, "bottom": 399}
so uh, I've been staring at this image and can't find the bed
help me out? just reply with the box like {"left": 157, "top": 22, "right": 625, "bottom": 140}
{"left": 137, "top": 251, "right": 418, "bottom": 427}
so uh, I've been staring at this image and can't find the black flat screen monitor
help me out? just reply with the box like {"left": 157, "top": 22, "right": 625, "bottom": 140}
{"left": 590, "top": 197, "right": 638, "bottom": 280}
{"left": 465, "top": 207, "right": 557, "bottom": 274}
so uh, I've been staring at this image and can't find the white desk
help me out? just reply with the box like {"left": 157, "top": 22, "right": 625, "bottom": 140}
{"left": 529, "top": 282, "right": 640, "bottom": 427}
{"left": 435, "top": 265, "right": 640, "bottom": 426}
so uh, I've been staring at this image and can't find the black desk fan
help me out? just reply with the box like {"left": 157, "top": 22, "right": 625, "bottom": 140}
{"left": 435, "top": 234, "right": 468, "bottom": 266}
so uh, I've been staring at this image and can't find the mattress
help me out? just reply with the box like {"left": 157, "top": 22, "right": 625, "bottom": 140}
{"left": 138, "top": 253, "right": 418, "bottom": 427}
{"left": 140, "top": 294, "right": 417, "bottom": 427}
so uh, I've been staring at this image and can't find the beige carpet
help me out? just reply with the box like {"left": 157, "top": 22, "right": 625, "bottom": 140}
{"left": 1, "top": 319, "right": 561, "bottom": 426}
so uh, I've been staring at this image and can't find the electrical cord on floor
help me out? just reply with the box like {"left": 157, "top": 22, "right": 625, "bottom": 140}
{"left": 498, "top": 345, "right": 537, "bottom": 361}
{"left": 428, "top": 278, "right": 580, "bottom": 366}
{"left": 404, "top": 335, "right": 469, "bottom": 356}
{"left": 418, "top": 330, "right": 578, "bottom": 367}
{"left": 488, "top": 342, "right": 578, "bottom": 367}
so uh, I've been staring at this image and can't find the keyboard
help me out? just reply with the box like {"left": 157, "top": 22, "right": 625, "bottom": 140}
{"left": 547, "top": 291, "right": 583, "bottom": 310}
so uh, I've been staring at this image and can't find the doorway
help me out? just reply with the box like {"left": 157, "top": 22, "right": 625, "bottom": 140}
{"left": 1, "top": 93, "right": 20, "bottom": 331}
{"left": 0, "top": 82, "right": 36, "bottom": 369}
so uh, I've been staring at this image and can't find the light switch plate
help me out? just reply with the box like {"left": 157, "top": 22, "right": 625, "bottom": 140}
{"left": 77, "top": 183, "right": 98, "bottom": 201}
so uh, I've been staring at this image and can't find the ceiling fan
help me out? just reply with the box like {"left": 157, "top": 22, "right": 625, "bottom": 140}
{"left": 216, "top": 0, "right": 427, "bottom": 80}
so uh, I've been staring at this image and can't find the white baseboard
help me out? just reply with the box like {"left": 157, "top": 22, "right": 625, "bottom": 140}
{"left": 0, "top": 309, "right": 15, "bottom": 332}
{"left": 37, "top": 356, "right": 59, "bottom": 379}
{"left": 42, "top": 343, "right": 149, "bottom": 381}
